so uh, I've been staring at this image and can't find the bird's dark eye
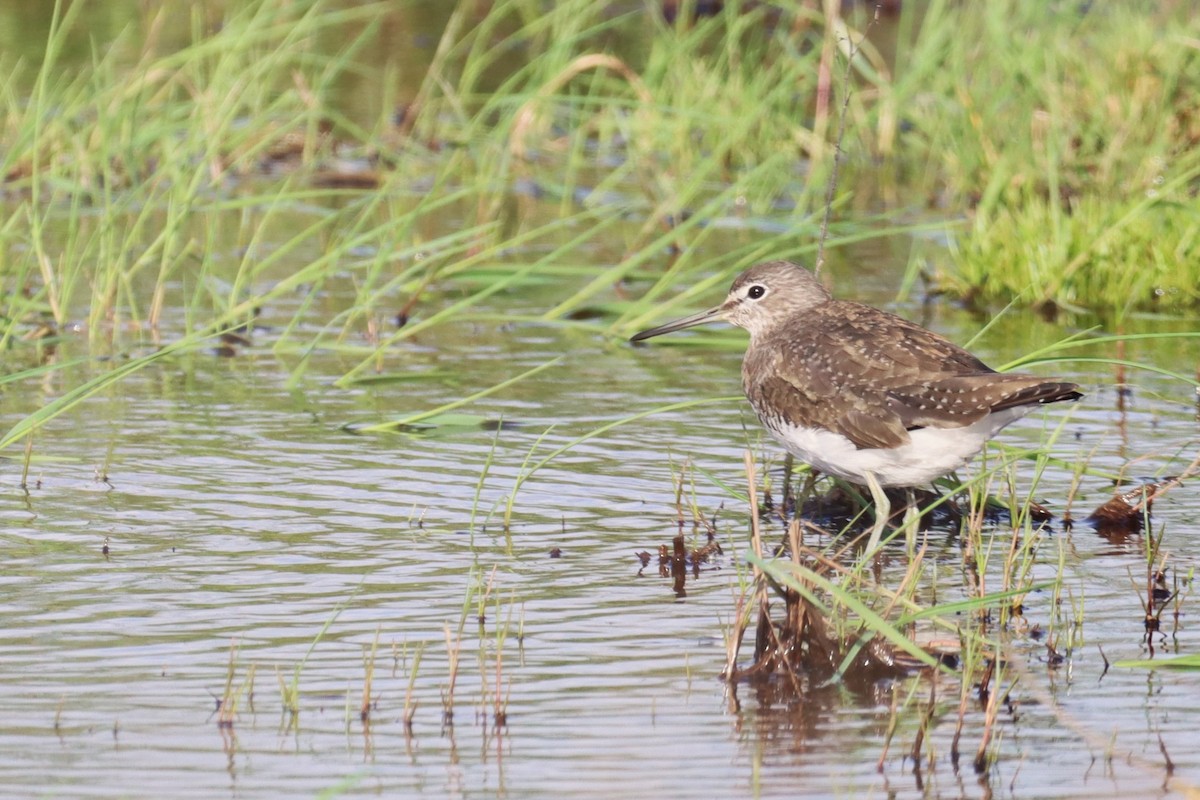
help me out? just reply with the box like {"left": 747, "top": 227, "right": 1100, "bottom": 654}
{"left": 747, "top": 285, "right": 767, "bottom": 300}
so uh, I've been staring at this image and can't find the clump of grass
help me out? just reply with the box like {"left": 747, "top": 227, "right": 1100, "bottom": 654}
{"left": 486, "top": 595, "right": 514, "bottom": 729}
{"left": 2, "top": 0, "right": 882, "bottom": 362}
{"left": 4, "top": 0, "right": 1198, "bottom": 414}
{"left": 724, "top": 426, "right": 1098, "bottom": 780}
{"left": 729, "top": 451, "right": 944, "bottom": 686}
{"left": 946, "top": 192, "right": 1200, "bottom": 315}
{"left": 401, "top": 642, "right": 424, "bottom": 734}
{"left": 888, "top": 2, "right": 1200, "bottom": 311}
{"left": 276, "top": 604, "right": 342, "bottom": 731}
{"left": 276, "top": 665, "right": 301, "bottom": 730}
{"left": 215, "top": 640, "right": 256, "bottom": 729}
{"left": 441, "top": 622, "right": 463, "bottom": 728}
{"left": 895, "top": 3, "right": 1200, "bottom": 199}
{"left": 360, "top": 627, "right": 381, "bottom": 723}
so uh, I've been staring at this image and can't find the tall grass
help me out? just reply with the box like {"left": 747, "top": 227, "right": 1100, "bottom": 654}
{"left": 886, "top": 1, "right": 1200, "bottom": 312}
{"left": 4, "top": 1, "right": 1196, "bottom": 346}
{"left": 3, "top": 0, "right": 1198, "bottom": 457}
{"left": 0, "top": 0, "right": 857, "bottom": 452}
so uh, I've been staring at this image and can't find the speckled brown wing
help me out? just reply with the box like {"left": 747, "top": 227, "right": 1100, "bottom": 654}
{"left": 988, "top": 380, "right": 1083, "bottom": 411}
{"left": 743, "top": 300, "right": 1081, "bottom": 451}
{"left": 883, "top": 375, "right": 1082, "bottom": 430}
{"left": 748, "top": 368, "right": 913, "bottom": 449}
{"left": 803, "top": 301, "right": 994, "bottom": 380}
{"left": 743, "top": 301, "right": 1000, "bottom": 449}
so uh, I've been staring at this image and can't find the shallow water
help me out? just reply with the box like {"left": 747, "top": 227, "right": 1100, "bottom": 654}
{"left": 3, "top": 276, "right": 1199, "bottom": 799}
{"left": 5, "top": 3, "right": 1200, "bottom": 799}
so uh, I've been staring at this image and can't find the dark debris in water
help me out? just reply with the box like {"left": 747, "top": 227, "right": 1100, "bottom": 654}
{"left": 1084, "top": 478, "right": 1176, "bottom": 538}
{"left": 400, "top": 419, "right": 517, "bottom": 434}
{"left": 310, "top": 170, "right": 381, "bottom": 189}
{"left": 783, "top": 481, "right": 1066, "bottom": 539}
{"left": 344, "top": 416, "right": 521, "bottom": 436}
{"left": 211, "top": 331, "right": 254, "bottom": 358}
{"left": 639, "top": 529, "right": 724, "bottom": 598}
{"left": 731, "top": 588, "right": 921, "bottom": 692}
{"left": 564, "top": 306, "right": 609, "bottom": 321}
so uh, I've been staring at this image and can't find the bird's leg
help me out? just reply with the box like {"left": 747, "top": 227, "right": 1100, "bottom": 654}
{"left": 797, "top": 468, "right": 818, "bottom": 509}
{"left": 904, "top": 488, "right": 919, "bottom": 521}
{"left": 863, "top": 472, "right": 890, "bottom": 555}
{"left": 781, "top": 453, "right": 795, "bottom": 517}
{"left": 903, "top": 487, "right": 918, "bottom": 554}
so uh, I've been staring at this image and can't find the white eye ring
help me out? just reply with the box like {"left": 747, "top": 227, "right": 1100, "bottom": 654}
{"left": 747, "top": 284, "right": 767, "bottom": 300}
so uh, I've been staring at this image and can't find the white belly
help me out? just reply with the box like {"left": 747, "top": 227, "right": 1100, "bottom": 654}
{"left": 768, "top": 408, "right": 1031, "bottom": 487}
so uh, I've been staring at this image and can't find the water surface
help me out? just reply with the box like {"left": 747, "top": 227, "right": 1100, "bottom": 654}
{"left": 3, "top": 2, "right": 1200, "bottom": 799}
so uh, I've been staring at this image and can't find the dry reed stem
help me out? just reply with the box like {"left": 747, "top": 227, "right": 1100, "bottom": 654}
{"left": 743, "top": 450, "right": 765, "bottom": 591}
{"left": 478, "top": 565, "right": 498, "bottom": 625}
{"left": 509, "top": 54, "right": 653, "bottom": 161}
{"left": 442, "top": 623, "right": 461, "bottom": 726}
{"left": 910, "top": 674, "right": 937, "bottom": 769}
{"left": 815, "top": 4, "right": 880, "bottom": 274}
{"left": 876, "top": 682, "right": 900, "bottom": 772}
{"left": 722, "top": 592, "right": 749, "bottom": 681}
{"left": 726, "top": 451, "right": 768, "bottom": 680}
{"left": 811, "top": 0, "right": 838, "bottom": 168}
{"left": 950, "top": 642, "right": 970, "bottom": 768}
{"left": 397, "top": 0, "right": 469, "bottom": 138}
{"left": 973, "top": 670, "right": 1007, "bottom": 773}
{"left": 673, "top": 459, "right": 688, "bottom": 530}
{"left": 493, "top": 644, "right": 508, "bottom": 727}
{"left": 402, "top": 643, "right": 423, "bottom": 730}
{"left": 20, "top": 435, "right": 33, "bottom": 489}
{"left": 361, "top": 627, "right": 380, "bottom": 722}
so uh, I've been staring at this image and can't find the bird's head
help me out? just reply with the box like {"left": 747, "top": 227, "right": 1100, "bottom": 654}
{"left": 630, "top": 260, "right": 831, "bottom": 342}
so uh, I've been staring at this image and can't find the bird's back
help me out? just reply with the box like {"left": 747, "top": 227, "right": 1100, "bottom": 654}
{"left": 744, "top": 299, "right": 1081, "bottom": 452}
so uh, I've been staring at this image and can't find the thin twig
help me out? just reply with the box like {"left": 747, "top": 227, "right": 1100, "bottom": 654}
{"left": 1158, "top": 730, "right": 1175, "bottom": 775}
{"left": 815, "top": 5, "right": 881, "bottom": 276}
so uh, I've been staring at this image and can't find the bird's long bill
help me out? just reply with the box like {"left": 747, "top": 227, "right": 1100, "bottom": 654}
{"left": 629, "top": 305, "right": 726, "bottom": 342}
